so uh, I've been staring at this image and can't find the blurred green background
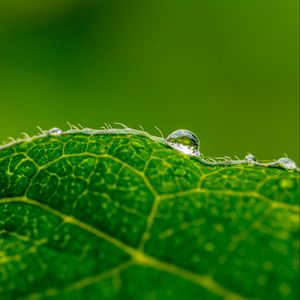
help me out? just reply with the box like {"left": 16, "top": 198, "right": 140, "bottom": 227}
{"left": 0, "top": 0, "right": 299, "bottom": 163}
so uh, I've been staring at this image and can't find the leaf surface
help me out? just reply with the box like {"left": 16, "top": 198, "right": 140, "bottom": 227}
{"left": 0, "top": 129, "right": 299, "bottom": 300}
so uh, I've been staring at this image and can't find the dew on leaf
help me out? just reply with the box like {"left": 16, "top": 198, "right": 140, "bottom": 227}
{"left": 245, "top": 153, "right": 257, "bottom": 164}
{"left": 276, "top": 158, "right": 297, "bottom": 170}
{"left": 165, "top": 129, "right": 200, "bottom": 156}
{"left": 47, "top": 128, "right": 63, "bottom": 135}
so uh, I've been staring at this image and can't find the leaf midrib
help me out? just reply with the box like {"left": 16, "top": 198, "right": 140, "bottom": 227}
{"left": 1, "top": 196, "right": 250, "bottom": 300}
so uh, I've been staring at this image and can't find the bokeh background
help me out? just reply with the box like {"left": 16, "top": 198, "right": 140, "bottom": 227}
{"left": 0, "top": 0, "right": 299, "bottom": 163}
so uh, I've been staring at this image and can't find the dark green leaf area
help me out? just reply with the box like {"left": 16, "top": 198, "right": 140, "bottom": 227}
{"left": 0, "top": 131, "right": 299, "bottom": 300}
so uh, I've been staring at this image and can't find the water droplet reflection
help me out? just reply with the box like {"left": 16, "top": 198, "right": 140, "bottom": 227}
{"left": 245, "top": 153, "right": 257, "bottom": 164}
{"left": 165, "top": 129, "right": 200, "bottom": 156}
{"left": 47, "top": 128, "right": 63, "bottom": 135}
{"left": 276, "top": 158, "right": 297, "bottom": 170}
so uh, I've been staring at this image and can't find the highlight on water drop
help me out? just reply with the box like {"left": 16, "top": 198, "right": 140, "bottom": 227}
{"left": 276, "top": 157, "right": 297, "bottom": 170}
{"left": 245, "top": 153, "right": 257, "bottom": 164}
{"left": 47, "top": 128, "right": 63, "bottom": 136}
{"left": 165, "top": 129, "right": 200, "bottom": 156}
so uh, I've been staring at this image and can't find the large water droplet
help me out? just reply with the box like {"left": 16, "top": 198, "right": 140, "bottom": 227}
{"left": 165, "top": 129, "right": 200, "bottom": 156}
{"left": 276, "top": 158, "right": 297, "bottom": 170}
{"left": 47, "top": 127, "right": 63, "bottom": 135}
{"left": 245, "top": 153, "right": 257, "bottom": 164}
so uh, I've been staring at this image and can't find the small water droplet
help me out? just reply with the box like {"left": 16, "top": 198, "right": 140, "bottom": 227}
{"left": 47, "top": 128, "right": 63, "bottom": 135}
{"left": 276, "top": 158, "right": 297, "bottom": 170}
{"left": 245, "top": 153, "right": 257, "bottom": 164}
{"left": 165, "top": 129, "right": 200, "bottom": 156}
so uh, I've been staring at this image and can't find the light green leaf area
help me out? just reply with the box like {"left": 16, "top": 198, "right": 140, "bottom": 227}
{"left": 0, "top": 129, "right": 299, "bottom": 300}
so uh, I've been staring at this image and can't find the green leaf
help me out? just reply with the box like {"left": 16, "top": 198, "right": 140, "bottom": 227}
{"left": 0, "top": 129, "right": 299, "bottom": 300}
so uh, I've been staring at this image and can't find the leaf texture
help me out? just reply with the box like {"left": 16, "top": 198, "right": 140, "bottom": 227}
{"left": 0, "top": 129, "right": 299, "bottom": 300}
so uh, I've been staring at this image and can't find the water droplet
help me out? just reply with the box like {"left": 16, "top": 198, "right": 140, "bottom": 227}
{"left": 165, "top": 129, "right": 200, "bottom": 156}
{"left": 245, "top": 153, "right": 257, "bottom": 164}
{"left": 276, "top": 158, "right": 297, "bottom": 170}
{"left": 47, "top": 128, "right": 63, "bottom": 135}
